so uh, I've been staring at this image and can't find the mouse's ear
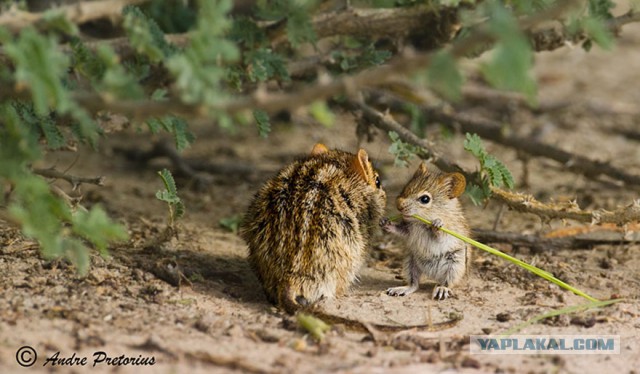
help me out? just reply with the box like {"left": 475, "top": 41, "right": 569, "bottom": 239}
{"left": 352, "top": 149, "right": 375, "bottom": 186}
{"left": 310, "top": 143, "right": 329, "bottom": 156}
{"left": 444, "top": 172, "right": 466, "bottom": 199}
{"left": 417, "top": 162, "right": 428, "bottom": 175}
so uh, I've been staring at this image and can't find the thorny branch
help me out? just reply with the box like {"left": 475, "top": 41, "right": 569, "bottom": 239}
{"left": 32, "top": 167, "right": 105, "bottom": 189}
{"left": 0, "top": 0, "right": 151, "bottom": 33}
{"left": 490, "top": 188, "right": 640, "bottom": 225}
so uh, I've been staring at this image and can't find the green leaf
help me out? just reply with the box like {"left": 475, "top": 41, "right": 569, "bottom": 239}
{"left": 151, "top": 88, "right": 168, "bottom": 101}
{"left": 9, "top": 176, "right": 70, "bottom": 252}
{"left": 0, "top": 103, "right": 41, "bottom": 168}
{"left": 39, "top": 118, "right": 66, "bottom": 149}
{"left": 171, "top": 117, "right": 195, "bottom": 151}
{"left": 494, "top": 159, "right": 515, "bottom": 189}
{"left": 359, "top": 44, "right": 392, "bottom": 68}
{"left": 68, "top": 105, "right": 101, "bottom": 147}
{"left": 156, "top": 168, "right": 185, "bottom": 224}
{"left": 588, "top": 0, "right": 615, "bottom": 20}
{"left": 583, "top": 17, "right": 614, "bottom": 50}
{"left": 285, "top": 5, "right": 317, "bottom": 47}
{"left": 297, "top": 313, "right": 331, "bottom": 341}
{"left": 63, "top": 238, "right": 90, "bottom": 275}
{"left": 309, "top": 101, "right": 335, "bottom": 127}
{"left": 95, "top": 45, "right": 145, "bottom": 100}
{"left": 167, "top": 0, "right": 239, "bottom": 107}
{"left": 122, "top": 5, "right": 175, "bottom": 63}
{"left": 253, "top": 109, "right": 271, "bottom": 138}
{"left": 146, "top": 118, "right": 162, "bottom": 133}
{"left": 158, "top": 168, "right": 178, "bottom": 196}
{"left": 230, "top": 17, "right": 266, "bottom": 47}
{"left": 174, "top": 201, "right": 186, "bottom": 220}
{"left": 70, "top": 38, "right": 107, "bottom": 80}
{"left": 156, "top": 190, "right": 178, "bottom": 204}
{"left": 42, "top": 10, "right": 79, "bottom": 35}
{"left": 463, "top": 133, "right": 486, "bottom": 160}
{"left": 465, "top": 184, "right": 486, "bottom": 206}
{"left": 145, "top": 116, "right": 194, "bottom": 150}
{"left": 427, "top": 51, "right": 463, "bottom": 101}
{"left": 71, "top": 206, "right": 129, "bottom": 254}
{"left": 246, "top": 48, "right": 290, "bottom": 83}
{"left": 3, "top": 27, "right": 71, "bottom": 115}
{"left": 464, "top": 132, "right": 514, "bottom": 192}
{"left": 11, "top": 101, "right": 66, "bottom": 149}
{"left": 388, "top": 131, "right": 421, "bottom": 167}
{"left": 481, "top": 2, "right": 536, "bottom": 103}
{"left": 219, "top": 214, "right": 243, "bottom": 233}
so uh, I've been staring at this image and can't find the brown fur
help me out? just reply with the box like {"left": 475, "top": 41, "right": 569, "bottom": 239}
{"left": 241, "top": 144, "right": 386, "bottom": 313}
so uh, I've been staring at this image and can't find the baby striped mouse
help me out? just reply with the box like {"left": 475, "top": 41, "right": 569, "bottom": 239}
{"left": 380, "top": 162, "right": 469, "bottom": 300}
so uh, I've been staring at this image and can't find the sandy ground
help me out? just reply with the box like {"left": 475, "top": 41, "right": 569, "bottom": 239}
{"left": 1, "top": 21, "right": 640, "bottom": 374}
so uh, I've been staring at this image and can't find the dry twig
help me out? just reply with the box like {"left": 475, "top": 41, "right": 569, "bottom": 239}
{"left": 33, "top": 167, "right": 105, "bottom": 189}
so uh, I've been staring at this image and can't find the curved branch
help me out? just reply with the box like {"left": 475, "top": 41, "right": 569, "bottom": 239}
{"left": 0, "top": 0, "right": 151, "bottom": 33}
{"left": 490, "top": 188, "right": 640, "bottom": 225}
{"left": 33, "top": 167, "right": 105, "bottom": 189}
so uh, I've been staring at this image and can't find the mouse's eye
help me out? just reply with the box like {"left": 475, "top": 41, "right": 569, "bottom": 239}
{"left": 375, "top": 175, "right": 381, "bottom": 189}
{"left": 419, "top": 194, "right": 431, "bottom": 204}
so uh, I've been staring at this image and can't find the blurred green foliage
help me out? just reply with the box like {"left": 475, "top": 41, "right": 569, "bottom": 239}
{"left": 0, "top": 0, "right": 620, "bottom": 272}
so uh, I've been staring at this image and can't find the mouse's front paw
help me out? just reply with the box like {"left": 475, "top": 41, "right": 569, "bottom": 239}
{"left": 380, "top": 217, "right": 393, "bottom": 232}
{"left": 430, "top": 218, "right": 444, "bottom": 236}
{"left": 432, "top": 285, "right": 453, "bottom": 300}
{"left": 386, "top": 285, "right": 417, "bottom": 297}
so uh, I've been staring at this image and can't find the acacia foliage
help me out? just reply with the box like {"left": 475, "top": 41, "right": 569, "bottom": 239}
{"left": 0, "top": 0, "right": 618, "bottom": 272}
